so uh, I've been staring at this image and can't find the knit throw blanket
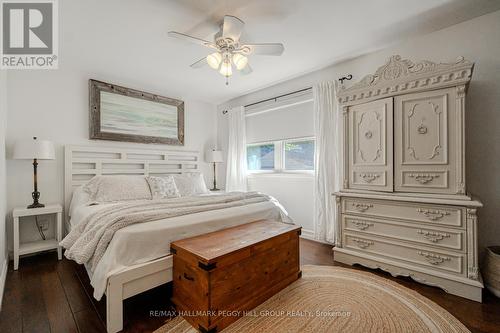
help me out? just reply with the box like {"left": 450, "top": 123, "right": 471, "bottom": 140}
{"left": 61, "top": 192, "right": 289, "bottom": 271}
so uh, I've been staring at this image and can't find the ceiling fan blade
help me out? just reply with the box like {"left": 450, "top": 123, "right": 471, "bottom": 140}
{"left": 222, "top": 15, "right": 245, "bottom": 41}
{"left": 240, "top": 64, "right": 253, "bottom": 75}
{"left": 190, "top": 57, "right": 208, "bottom": 68}
{"left": 242, "top": 43, "right": 284, "bottom": 56}
{"left": 168, "top": 31, "right": 217, "bottom": 49}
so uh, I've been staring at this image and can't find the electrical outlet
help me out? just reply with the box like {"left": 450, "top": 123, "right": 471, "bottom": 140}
{"left": 39, "top": 219, "right": 50, "bottom": 231}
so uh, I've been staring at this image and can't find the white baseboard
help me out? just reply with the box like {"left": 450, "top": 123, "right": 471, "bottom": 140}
{"left": 300, "top": 228, "right": 315, "bottom": 240}
{"left": 0, "top": 258, "right": 7, "bottom": 311}
{"left": 299, "top": 228, "right": 334, "bottom": 245}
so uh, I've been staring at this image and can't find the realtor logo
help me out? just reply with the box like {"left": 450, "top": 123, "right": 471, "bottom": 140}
{"left": 1, "top": 0, "right": 58, "bottom": 69}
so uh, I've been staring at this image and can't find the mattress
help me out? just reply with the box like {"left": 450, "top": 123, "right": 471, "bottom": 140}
{"left": 69, "top": 196, "right": 289, "bottom": 300}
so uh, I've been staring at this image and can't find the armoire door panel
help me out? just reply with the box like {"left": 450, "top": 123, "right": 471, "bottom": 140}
{"left": 401, "top": 94, "right": 448, "bottom": 165}
{"left": 395, "top": 88, "right": 457, "bottom": 194}
{"left": 353, "top": 109, "right": 386, "bottom": 166}
{"left": 348, "top": 97, "right": 393, "bottom": 192}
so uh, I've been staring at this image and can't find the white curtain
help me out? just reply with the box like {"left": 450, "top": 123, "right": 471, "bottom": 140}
{"left": 225, "top": 106, "right": 248, "bottom": 192}
{"left": 313, "top": 81, "right": 341, "bottom": 244}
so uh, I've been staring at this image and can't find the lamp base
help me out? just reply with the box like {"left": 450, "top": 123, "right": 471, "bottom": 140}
{"left": 210, "top": 188, "right": 220, "bottom": 192}
{"left": 28, "top": 190, "right": 44, "bottom": 209}
{"left": 27, "top": 202, "right": 45, "bottom": 209}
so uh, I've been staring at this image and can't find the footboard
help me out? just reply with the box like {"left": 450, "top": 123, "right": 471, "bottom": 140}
{"left": 106, "top": 255, "right": 173, "bottom": 333}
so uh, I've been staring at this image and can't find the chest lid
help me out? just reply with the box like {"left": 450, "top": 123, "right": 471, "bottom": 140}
{"left": 170, "top": 220, "right": 300, "bottom": 266}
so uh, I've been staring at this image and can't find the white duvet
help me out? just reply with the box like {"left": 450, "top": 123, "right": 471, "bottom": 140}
{"left": 68, "top": 193, "right": 291, "bottom": 300}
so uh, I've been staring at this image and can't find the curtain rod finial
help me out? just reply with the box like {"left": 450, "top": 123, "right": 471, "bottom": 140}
{"left": 338, "top": 74, "right": 353, "bottom": 84}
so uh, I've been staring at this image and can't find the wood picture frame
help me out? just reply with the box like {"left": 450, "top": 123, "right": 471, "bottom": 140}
{"left": 89, "top": 79, "right": 184, "bottom": 145}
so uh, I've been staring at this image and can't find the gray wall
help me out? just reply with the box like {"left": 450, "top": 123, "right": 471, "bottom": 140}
{"left": 218, "top": 10, "right": 500, "bottom": 254}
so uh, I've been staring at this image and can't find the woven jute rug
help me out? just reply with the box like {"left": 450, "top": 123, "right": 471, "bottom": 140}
{"left": 154, "top": 265, "right": 469, "bottom": 333}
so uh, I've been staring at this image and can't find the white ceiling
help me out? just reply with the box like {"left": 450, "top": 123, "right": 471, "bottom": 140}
{"left": 63, "top": 0, "right": 500, "bottom": 104}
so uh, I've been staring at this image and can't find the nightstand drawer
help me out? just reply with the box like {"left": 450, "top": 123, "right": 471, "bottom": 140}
{"left": 343, "top": 198, "right": 463, "bottom": 228}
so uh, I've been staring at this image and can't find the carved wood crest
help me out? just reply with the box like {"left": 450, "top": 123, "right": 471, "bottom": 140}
{"left": 338, "top": 55, "right": 473, "bottom": 105}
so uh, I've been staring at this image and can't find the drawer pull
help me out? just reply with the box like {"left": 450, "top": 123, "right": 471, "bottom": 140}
{"left": 352, "top": 203, "right": 373, "bottom": 212}
{"left": 417, "top": 208, "right": 450, "bottom": 221}
{"left": 408, "top": 173, "right": 439, "bottom": 184}
{"left": 417, "top": 230, "right": 450, "bottom": 243}
{"left": 351, "top": 238, "right": 374, "bottom": 249}
{"left": 417, "top": 251, "right": 451, "bottom": 265}
{"left": 183, "top": 273, "right": 195, "bottom": 281}
{"left": 352, "top": 220, "right": 374, "bottom": 230}
{"left": 359, "top": 173, "right": 380, "bottom": 183}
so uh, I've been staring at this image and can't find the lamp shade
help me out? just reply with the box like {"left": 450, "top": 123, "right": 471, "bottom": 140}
{"left": 206, "top": 150, "right": 223, "bottom": 163}
{"left": 13, "top": 137, "right": 55, "bottom": 160}
{"left": 219, "top": 61, "right": 232, "bottom": 77}
{"left": 206, "top": 52, "right": 222, "bottom": 69}
{"left": 232, "top": 53, "right": 248, "bottom": 70}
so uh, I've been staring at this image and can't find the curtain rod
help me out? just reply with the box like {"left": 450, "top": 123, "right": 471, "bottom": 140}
{"left": 222, "top": 74, "right": 352, "bottom": 114}
{"left": 245, "top": 87, "right": 312, "bottom": 108}
{"left": 221, "top": 87, "right": 311, "bottom": 115}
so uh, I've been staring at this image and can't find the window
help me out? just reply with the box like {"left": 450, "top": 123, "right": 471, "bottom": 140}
{"left": 284, "top": 139, "right": 315, "bottom": 171}
{"left": 247, "top": 143, "right": 275, "bottom": 171}
{"left": 247, "top": 138, "right": 315, "bottom": 173}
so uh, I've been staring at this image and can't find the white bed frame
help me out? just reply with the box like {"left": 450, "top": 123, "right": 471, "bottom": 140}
{"left": 64, "top": 145, "right": 201, "bottom": 333}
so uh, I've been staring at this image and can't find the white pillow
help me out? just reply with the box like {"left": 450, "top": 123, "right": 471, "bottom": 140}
{"left": 172, "top": 173, "right": 209, "bottom": 196}
{"left": 69, "top": 186, "right": 91, "bottom": 217}
{"left": 83, "top": 175, "right": 152, "bottom": 204}
{"left": 146, "top": 176, "right": 180, "bottom": 199}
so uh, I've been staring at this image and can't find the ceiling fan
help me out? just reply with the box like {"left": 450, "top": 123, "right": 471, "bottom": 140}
{"left": 168, "top": 15, "right": 285, "bottom": 85}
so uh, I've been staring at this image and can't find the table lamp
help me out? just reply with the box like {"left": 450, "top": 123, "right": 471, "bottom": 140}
{"left": 206, "top": 149, "right": 223, "bottom": 191}
{"left": 13, "top": 137, "right": 55, "bottom": 208}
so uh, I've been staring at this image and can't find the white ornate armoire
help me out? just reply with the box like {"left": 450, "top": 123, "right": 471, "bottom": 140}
{"left": 333, "top": 55, "right": 483, "bottom": 302}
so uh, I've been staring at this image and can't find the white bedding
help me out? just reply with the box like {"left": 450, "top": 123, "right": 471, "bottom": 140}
{"left": 69, "top": 194, "right": 290, "bottom": 300}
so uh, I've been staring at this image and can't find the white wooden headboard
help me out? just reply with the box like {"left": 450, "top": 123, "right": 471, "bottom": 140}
{"left": 64, "top": 145, "right": 200, "bottom": 221}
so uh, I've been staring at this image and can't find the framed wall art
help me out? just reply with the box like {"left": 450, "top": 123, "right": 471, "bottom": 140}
{"left": 89, "top": 79, "right": 184, "bottom": 145}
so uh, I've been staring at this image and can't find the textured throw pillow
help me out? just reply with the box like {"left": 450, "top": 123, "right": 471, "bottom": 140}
{"left": 172, "top": 173, "right": 209, "bottom": 196}
{"left": 83, "top": 175, "right": 152, "bottom": 204}
{"left": 146, "top": 176, "right": 180, "bottom": 199}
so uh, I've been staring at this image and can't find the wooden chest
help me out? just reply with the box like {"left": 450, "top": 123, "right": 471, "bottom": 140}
{"left": 170, "top": 220, "right": 301, "bottom": 332}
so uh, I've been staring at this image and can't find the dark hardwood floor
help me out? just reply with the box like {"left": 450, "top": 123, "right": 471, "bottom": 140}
{"left": 1, "top": 238, "right": 499, "bottom": 333}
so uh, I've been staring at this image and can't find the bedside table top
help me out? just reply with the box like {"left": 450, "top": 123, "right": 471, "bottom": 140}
{"left": 13, "top": 204, "right": 63, "bottom": 218}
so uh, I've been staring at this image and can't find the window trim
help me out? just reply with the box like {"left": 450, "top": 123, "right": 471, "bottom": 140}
{"left": 247, "top": 136, "right": 315, "bottom": 174}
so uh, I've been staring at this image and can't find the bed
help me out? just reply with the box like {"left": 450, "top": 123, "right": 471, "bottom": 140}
{"left": 64, "top": 145, "right": 290, "bottom": 333}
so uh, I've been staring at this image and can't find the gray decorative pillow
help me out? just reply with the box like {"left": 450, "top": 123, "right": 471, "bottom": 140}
{"left": 83, "top": 175, "right": 152, "bottom": 204}
{"left": 146, "top": 176, "right": 180, "bottom": 199}
{"left": 172, "top": 173, "right": 209, "bottom": 197}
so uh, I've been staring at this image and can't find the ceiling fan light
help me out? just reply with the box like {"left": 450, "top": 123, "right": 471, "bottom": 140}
{"left": 219, "top": 61, "right": 232, "bottom": 76}
{"left": 206, "top": 52, "right": 222, "bottom": 69}
{"left": 232, "top": 53, "right": 248, "bottom": 70}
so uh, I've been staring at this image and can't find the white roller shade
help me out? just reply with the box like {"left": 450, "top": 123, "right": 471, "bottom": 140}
{"left": 245, "top": 92, "right": 313, "bottom": 143}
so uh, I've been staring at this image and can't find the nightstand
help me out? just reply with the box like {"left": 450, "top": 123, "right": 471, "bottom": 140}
{"left": 12, "top": 204, "right": 63, "bottom": 270}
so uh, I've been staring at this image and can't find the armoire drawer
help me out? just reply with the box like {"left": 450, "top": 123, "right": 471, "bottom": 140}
{"left": 343, "top": 233, "right": 465, "bottom": 276}
{"left": 343, "top": 198, "right": 463, "bottom": 228}
{"left": 400, "top": 171, "right": 449, "bottom": 190}
{"left": 343, "top": 215, "right": 465, "bottom": 251}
